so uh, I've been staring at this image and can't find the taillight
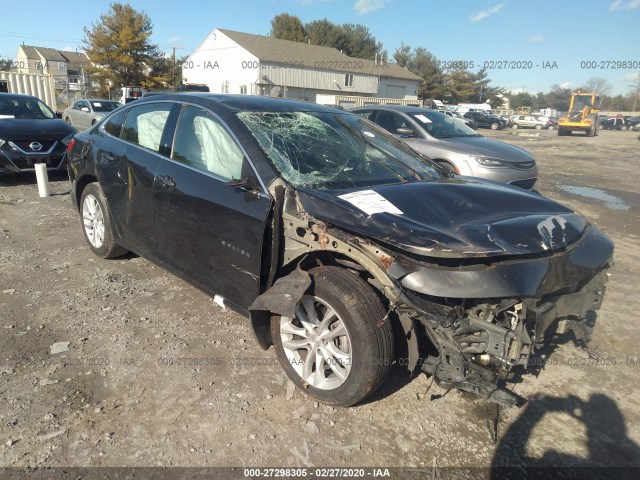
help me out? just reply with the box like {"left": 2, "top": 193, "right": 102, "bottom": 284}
{"left": 66, "top": 138, "right": 75, "bottom": 154}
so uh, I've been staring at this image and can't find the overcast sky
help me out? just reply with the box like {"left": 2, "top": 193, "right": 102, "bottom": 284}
{"left": 1, "top": 0, "right": 639, "bottom": 95}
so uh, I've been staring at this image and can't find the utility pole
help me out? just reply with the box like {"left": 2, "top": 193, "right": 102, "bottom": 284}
{"left": 172, "top": 47, "right": 176, "bottom": 89}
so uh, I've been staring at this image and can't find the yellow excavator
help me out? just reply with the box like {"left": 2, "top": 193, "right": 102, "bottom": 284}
{"left": 558, "top": 91, "right": 601, "bottom": 136}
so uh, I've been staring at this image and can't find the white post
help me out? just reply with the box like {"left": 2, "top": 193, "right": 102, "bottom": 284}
{"left": 34, "top": 163, "right": 51, "bottom": 197}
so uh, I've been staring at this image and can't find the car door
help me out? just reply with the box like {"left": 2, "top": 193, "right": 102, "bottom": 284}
{"left": 68, "top": 101, "right": 82, "bottom": 127}
{"left": 97, "top": 101, "right": 175, "bottom": 258}
{"left": 77, "top": 100, "right": 91, "bottom": 130}
{"left": 153, "top": 103, "right": 272, "bottom": 310}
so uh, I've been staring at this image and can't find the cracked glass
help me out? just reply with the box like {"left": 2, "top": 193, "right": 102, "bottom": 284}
{"left": 237, "top": 111, "right": 441, "bottom": 190}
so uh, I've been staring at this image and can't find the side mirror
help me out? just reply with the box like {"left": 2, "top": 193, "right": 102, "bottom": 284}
{"left": 227, "top": 175, "right": 261, "bottom": 194}
{"left": 396, "top": 127, "right": 415, "bottom": 137}
{"left": 54, "top": 111, "right": 62, "bottom": 119}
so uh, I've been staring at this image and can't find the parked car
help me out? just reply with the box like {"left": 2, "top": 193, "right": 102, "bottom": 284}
{"left": 62, "top": 99, "right": 122, "bottom": 131}
{"left": 351, "top": 105, "right": 538, "bottom": 189}
{"left": 599, "top": 117, "right": 629, "bottom": 130}
{"left": 67, "top": 94, "right": 613, "bottom": 408}
{"left": 510, "top": 115, "right": 547, "bottom": 130}
{"left": 0, "top": 93, "right": 76, "bottom": 174}
{"left": 628, "top": 116, "right": 640, "bottom": 131}
{"left": 536, "top": 115, "right": 559, "bottom": 129}
{"left": 463, "top": 110, "right": 507, "bottom": 130}
{"left": 445, "top": 110, "right": 478, "bottom": 129}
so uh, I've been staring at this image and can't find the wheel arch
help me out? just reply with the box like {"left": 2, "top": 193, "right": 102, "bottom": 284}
{"left": 74, "top": 174, "right": 98, "bottom": 209}
{"left": 250, "top": 247, "right": 400, "bottom": 351}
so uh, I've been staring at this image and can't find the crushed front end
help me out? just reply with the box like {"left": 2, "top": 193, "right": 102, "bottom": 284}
{"left": 387, "top": 225, "right": 613, "bottom": 406}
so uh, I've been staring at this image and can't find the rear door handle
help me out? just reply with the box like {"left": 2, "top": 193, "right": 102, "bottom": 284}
{"left": 157, "top": 175, "right": 176, "bottom": 188}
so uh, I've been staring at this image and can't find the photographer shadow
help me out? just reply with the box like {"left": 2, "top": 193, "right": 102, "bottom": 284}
{"left": 491, "top": 393, "right": 640, "bottom": 479}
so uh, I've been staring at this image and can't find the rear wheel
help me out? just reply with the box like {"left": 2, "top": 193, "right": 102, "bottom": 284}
{"left": 271, "top": 266, "right": 393, "bottom": 407}
{"left": 490, "top": 122, "right": 500, "bottom": 130}
{"left": 80, "top": 183, "right": 128, "bottom": 259}
{"left": 535, "top": 124, "right": 543, "bottom": 130}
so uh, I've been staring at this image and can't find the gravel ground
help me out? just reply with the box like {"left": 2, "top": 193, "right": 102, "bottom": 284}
{"left": 1, "top": 128, "right": 639, "bottom": 476}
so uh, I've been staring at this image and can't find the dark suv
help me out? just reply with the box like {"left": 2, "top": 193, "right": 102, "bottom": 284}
{"left": 0, "top": 93, "right": 75, "bottom": 174}
{"left": 599, "top": 117, "right": 629, "bottom": 130}
{"left": 463, "top": 111, "right": 507, "bottom": 130}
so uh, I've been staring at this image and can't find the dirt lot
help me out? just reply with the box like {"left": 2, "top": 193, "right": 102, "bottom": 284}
{"left": 1, "top": 128, "right": 640, "bottom": 476}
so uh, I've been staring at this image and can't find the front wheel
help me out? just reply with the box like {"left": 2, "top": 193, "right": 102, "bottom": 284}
{"left": 490, "top": 122, "right": 499, "bottom": 130}
{"left": 271, "top": 266, "right": 393, "bottom": 407}
{"left": 80, "top": 183, "right": 128, "bottom": 258}
{"left": 535, "top": 124, "right": 543, "bottom": 130}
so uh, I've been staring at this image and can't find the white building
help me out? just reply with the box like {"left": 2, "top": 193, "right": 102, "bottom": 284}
{"left": 183, "top": 29, "right": 422, "bottom": 103}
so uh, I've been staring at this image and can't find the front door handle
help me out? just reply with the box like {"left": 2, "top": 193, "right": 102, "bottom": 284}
{"left": 157, "top": 175, "right": 176, "bottom": 188}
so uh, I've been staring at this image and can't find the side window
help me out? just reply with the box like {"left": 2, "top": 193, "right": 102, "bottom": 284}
{"left": 73, "top": 101, "right": 81, "bottom": 110}
{"left": 375, "top": 111, "right": 409, "bottom": 133}
{"left": 121, "top": 103, "right": 172, "bottom": 152}
{"left": 103, "top": 108, "right": 128, "bottom": 137}
{"left": 171, "top": 105, "right": 244, "bottom": 180}
{"left": 355, "top": 110, "right": 376, "bottom": 121}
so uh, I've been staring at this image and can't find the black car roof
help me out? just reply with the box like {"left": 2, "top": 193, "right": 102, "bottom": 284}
{"left": 352, "top": 105, "right": 436, "bottom": 114}
{"left": 135, "top": 93, "right": 341, "bottom": 114}
{"left": 0, "top": 93, "right": 40, "bottom": 101}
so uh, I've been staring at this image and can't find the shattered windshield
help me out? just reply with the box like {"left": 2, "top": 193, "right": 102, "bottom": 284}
{"left": 237, "top": 111, "right": 441, "bottom": 189}
{"left": 411, "top": 110, "right": 479, "bottom": 138}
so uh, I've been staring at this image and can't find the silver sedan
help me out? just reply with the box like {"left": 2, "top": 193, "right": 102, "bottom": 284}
{"left": 62, "top": 99, "right": 122, "bottom": 131}
{"left": 351, "top": 105, "right": 538, "bottom": 189}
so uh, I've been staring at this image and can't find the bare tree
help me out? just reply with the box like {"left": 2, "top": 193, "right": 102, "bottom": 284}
{"left": 582, "top": 77, "right": 613, "bottom": 96}
{"left": 629, "top": 75, "right": 640, "bottom": 112}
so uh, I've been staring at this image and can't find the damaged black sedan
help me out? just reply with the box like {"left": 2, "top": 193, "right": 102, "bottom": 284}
{"left": 66, "top": 94, "right": 613, "bottom": 407}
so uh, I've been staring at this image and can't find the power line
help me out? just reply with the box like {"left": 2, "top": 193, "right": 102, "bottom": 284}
{"left": 0, "top": 30, "right": 84, "bottom": 44}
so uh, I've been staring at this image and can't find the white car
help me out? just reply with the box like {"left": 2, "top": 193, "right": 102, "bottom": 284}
{"left": 62, "top": 99, "right": 122, "bottom": 131}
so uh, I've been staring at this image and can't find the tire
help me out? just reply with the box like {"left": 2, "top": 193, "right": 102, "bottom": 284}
{"left": 535, "top": 124, "right": 543, "bottom": 130}
{"left": 436, "top": 161, "right": 458, "bottom": 176}
{"left": 79, "top": 183, "right": 128, "bottom": 258}
{"left": 586, "top": 127, "right": 594, "bottom": 137}
{"left": 512, "top": 124, "right": 519, "bottom": 129}
{"left": 490, "top": 122, "right": 499, "bottom": 130}
{"left": 271, "top": 266, "right": 393, "bottom": 407}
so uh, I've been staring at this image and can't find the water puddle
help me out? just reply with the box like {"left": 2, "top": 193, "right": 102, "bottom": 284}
{"left": 557, "top": 185, "right": 630, "bottom": 211}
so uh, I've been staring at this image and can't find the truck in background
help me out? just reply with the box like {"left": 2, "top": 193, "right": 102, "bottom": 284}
{"left": 119, "top": 86, "right": 147, "bottom": 104}
{"left": 0, "top": 71, "right": 57, "bottom": 111}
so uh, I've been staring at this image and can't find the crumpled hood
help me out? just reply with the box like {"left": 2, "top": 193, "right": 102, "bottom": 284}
{"left": 433, "top": 136, "right": 534, "bottom": 162}
{"left": 297, "top": 178, "right": 587, "bottom": 258}
{"left": 0, "top": 119, "right": 75, "bottom": 142}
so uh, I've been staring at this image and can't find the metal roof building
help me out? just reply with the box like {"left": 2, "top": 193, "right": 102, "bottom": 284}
{"left": 184, "top": 29, "right": 422, "bottom": 102}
